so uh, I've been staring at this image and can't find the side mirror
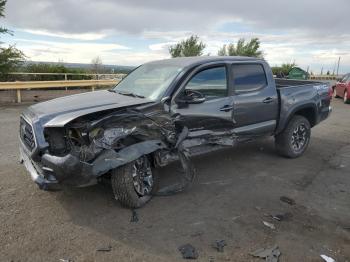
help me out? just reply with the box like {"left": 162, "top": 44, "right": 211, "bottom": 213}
{"left": 175, "top": 90, "right": 206, "bottom": 105}
{"left": 175, "top": 96, "right": 206, "bottom": 105}
{"left": 160, "top": 96, "right": 171, "bottom": 105}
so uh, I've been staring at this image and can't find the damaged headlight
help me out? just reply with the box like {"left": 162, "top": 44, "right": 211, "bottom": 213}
{"left": 93, "top": 127, "right": 136, "bottom": 149}
{"left": 44, "top": 127, "right": 69, "bottom": 156}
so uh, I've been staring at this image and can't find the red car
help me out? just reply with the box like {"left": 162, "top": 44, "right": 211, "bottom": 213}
{"left": 333, "top": 73, "right": 350, "bottom": 103}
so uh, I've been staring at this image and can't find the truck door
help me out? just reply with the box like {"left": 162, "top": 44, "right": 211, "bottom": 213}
{"left": 231, "top": 63, "right": 278, "bottom": 136}
{"left": 170, "top": 64, "right": 235, "bottom": 134}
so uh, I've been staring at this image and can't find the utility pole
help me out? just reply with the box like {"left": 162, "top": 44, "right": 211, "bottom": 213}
{"left": 336, "top": 56, "right": 341, "bottom": 76}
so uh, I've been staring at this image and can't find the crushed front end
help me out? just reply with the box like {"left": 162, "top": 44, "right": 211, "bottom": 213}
{"left": 19, "top": 106, "right": 183, "bottom": 191}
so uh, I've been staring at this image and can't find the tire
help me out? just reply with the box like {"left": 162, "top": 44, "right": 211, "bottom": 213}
{"left": 111, "top": 155, "right": 159, "bottom": 208}
{"left": 275, "top": 115, "right": 311, "bottom": 158}
{"left": 344, "top": 90, "right": 349, "bottom": 104}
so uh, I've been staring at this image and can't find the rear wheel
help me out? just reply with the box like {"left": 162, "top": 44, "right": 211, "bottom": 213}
{"left": 111, "top": 155, "right": 158, "bottom": 208}
{"left": 275, "top": 115, "right": 311, "bottom": 158}
{"left": 344, "top": 90, "right": 349, "bottom": 104}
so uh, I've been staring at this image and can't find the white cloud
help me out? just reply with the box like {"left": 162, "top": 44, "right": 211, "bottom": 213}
{"left": 3, "top": 0, "right": 350, "bottom": 73}
{"left": 6, "top": 0, "right": 350, "bottom": 35}
{"left": 149, "top": 42, "right": 176, "bottom": 51}
{"left": 21, "top": 29, "right": 107, "bottom": 41}
{"left": 8, "top": 38, "right": 169, "bottom": 66}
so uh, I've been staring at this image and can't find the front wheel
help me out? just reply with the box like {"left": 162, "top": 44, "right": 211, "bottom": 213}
{"left": 111, "top": 155, "right": 158, "bottom": 208}
{"left": 275, "top": 115, "right": 311, "bottom": 158}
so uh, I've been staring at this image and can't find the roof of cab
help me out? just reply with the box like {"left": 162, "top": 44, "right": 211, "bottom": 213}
{"left": 146, "top": 56, "right": 264, "bottom": 67}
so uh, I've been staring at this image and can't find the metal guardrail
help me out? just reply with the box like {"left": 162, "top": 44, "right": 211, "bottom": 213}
{"left": 0, "top": 79, "right": 120, "bottom": 103}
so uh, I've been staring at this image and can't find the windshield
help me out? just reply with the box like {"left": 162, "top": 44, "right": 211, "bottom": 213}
{"left": 113, "top": 63, "right": 183, "bottom": 100}
{"left": 340, "top": 74, "right": 349, "bottom": 83}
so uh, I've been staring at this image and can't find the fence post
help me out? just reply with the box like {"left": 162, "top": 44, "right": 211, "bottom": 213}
{"left": 16, "top": 89, "right": 22, "bottom": 103}
{"left": 92, "top": 74, "right": 98, "bottom": 92}
{"left": 64, "top": 74, "right": 68, "bottom": 91}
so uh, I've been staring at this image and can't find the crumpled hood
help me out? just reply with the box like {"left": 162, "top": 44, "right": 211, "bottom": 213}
{"left": 23, "top": 90, "right": 152, "bottom": 127}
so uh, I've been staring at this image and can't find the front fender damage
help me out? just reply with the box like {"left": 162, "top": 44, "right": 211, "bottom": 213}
{"left": 43, "top": 108, "right": 197, "bottom": 194}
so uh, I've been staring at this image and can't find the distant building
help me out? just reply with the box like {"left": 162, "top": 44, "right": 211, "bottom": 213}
{"left": 288, "top": 67, "right": 309, "bottom": 80}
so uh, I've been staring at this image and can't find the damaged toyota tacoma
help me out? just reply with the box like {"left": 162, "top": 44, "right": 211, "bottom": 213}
{"left": 19, "top": 56, "right": 332, "bottom": 208}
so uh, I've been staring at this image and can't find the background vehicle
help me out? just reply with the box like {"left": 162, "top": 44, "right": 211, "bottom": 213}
{"left": 19, "top": 56, "right": 332, "bottom": 208}
{"left": 333, "top": 73, "right": 350, "bottom": 104}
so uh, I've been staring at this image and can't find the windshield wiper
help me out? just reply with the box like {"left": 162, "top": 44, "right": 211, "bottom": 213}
{"left": 108, "top": 89, "right": 145, "bottom": 98}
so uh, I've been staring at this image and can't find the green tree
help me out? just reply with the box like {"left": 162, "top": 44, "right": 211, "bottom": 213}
{"left": 169, "top": 35, "right": 206, "bottom": 57}
{"left": 218, "top": 38, "right": 263, "bottom": 58}
{"left": 0, "top": 0, "right": 9, "bottom": 35}
{"left": 91, "top": 56, "right": 103, "bottom": 74}
{"left": 280, "top": 62, "right": 296, "bottom": 75}
{"left": 0, "top": 0, "right": 25, "bottom": 79}
{"left": 271, "top": 62, "right": 296, "bottom": 77}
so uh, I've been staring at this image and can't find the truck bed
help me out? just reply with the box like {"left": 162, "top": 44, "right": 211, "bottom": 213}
{"left": 274, "top": 78, "right": 331, "bottom": 134}
{"left": 275, "top": 78, "right": 325, "bottom": 89}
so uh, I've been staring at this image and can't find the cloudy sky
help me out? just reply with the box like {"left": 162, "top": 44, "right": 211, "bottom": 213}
{"left": 2, "top": 0, "right": 350, "bottom": 73}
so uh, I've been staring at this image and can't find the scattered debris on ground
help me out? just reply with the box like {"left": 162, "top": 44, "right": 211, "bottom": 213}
{"left": 320, "top": 254, "right": 336, "bottom": 262}
{"left": 130, "top": 209, "right": 139, "bottom": 223}
{"left": 213, "top": 240, "right": 227, "bottom": 252}
{"left": 280, "top": 196, "right": 296, "bottom": 205}
{"left": 96, "top": 245, "right": 112, "bottom": 252}
{"left": 178, "top": 244, "right": 199, "bottom": 259}
{"left": 263, "top": 221, "right": 276, "bottom": 230}
{"left": 272, "top": 212, "right": 293, "bottom": 222}
{"left": 59, "top": 259, "right": 72, "bottom": 262}
{"left": 250, "top": 245, "right": 281, "bottom": 262}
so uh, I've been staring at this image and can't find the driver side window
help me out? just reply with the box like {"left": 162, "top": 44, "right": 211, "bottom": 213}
{"left": 184, "top": 66, "right": 228, "bottom": 100}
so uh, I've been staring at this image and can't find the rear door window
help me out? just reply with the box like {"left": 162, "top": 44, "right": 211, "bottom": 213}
{"left": 232, "top": 64, "right": 267, "bottom": 92}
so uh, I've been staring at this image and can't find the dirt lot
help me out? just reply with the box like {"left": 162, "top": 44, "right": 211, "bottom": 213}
{"left": 0, "top": 99, "right": 349, "bottom": 262}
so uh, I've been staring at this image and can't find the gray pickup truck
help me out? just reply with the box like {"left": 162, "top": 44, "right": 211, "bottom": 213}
{"left": 19, "top": 56, "right": 332, "bottom": 208}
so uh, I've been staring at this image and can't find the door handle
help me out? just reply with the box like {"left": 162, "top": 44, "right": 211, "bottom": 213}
{"left": 262, "top": 97, "right": 273, "bottom": 103}
{"left": 219, "top": 105, "right": 233, "bottom": 112}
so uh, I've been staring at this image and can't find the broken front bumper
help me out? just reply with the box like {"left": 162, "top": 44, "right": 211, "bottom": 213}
{"left": 19, "top": 139, "right": 168, "bottom": 190}
{"left": 19, "top": 140, "right": 97, "bottom": 190}
{"left": 19, "top": 143, "right": 60, "bottom": 190}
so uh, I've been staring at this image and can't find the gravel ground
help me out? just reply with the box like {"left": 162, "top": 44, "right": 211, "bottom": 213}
{"left": 0, "top": 99, "right": 349, "bottom": 262}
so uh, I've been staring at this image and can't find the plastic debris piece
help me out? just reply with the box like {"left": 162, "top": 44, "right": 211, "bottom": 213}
{"left": 130, "top": 209, "right": 139, "bottom": 223}
{"left": 178, "top": 244, "right": 199, "bottom": 259}
{"left": 263, "top": 221, "right": 276, "bottom": 230}
{"left": 97, "top": 245, "right": 112, "bottom": 252}
{"left": 280, "top": 196, "right": 296, "bottom": 205}
{"left": 213, "top": 240, "right": 227, "bottom": 252}
{"left": 250, "top": 245, "right": 281, "bottom": 262}
{"left": 272, "top": 212, "right": 293, "bottom": 222}
{"left": 320, "top": 254, "right": 336, "bottom": 262}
